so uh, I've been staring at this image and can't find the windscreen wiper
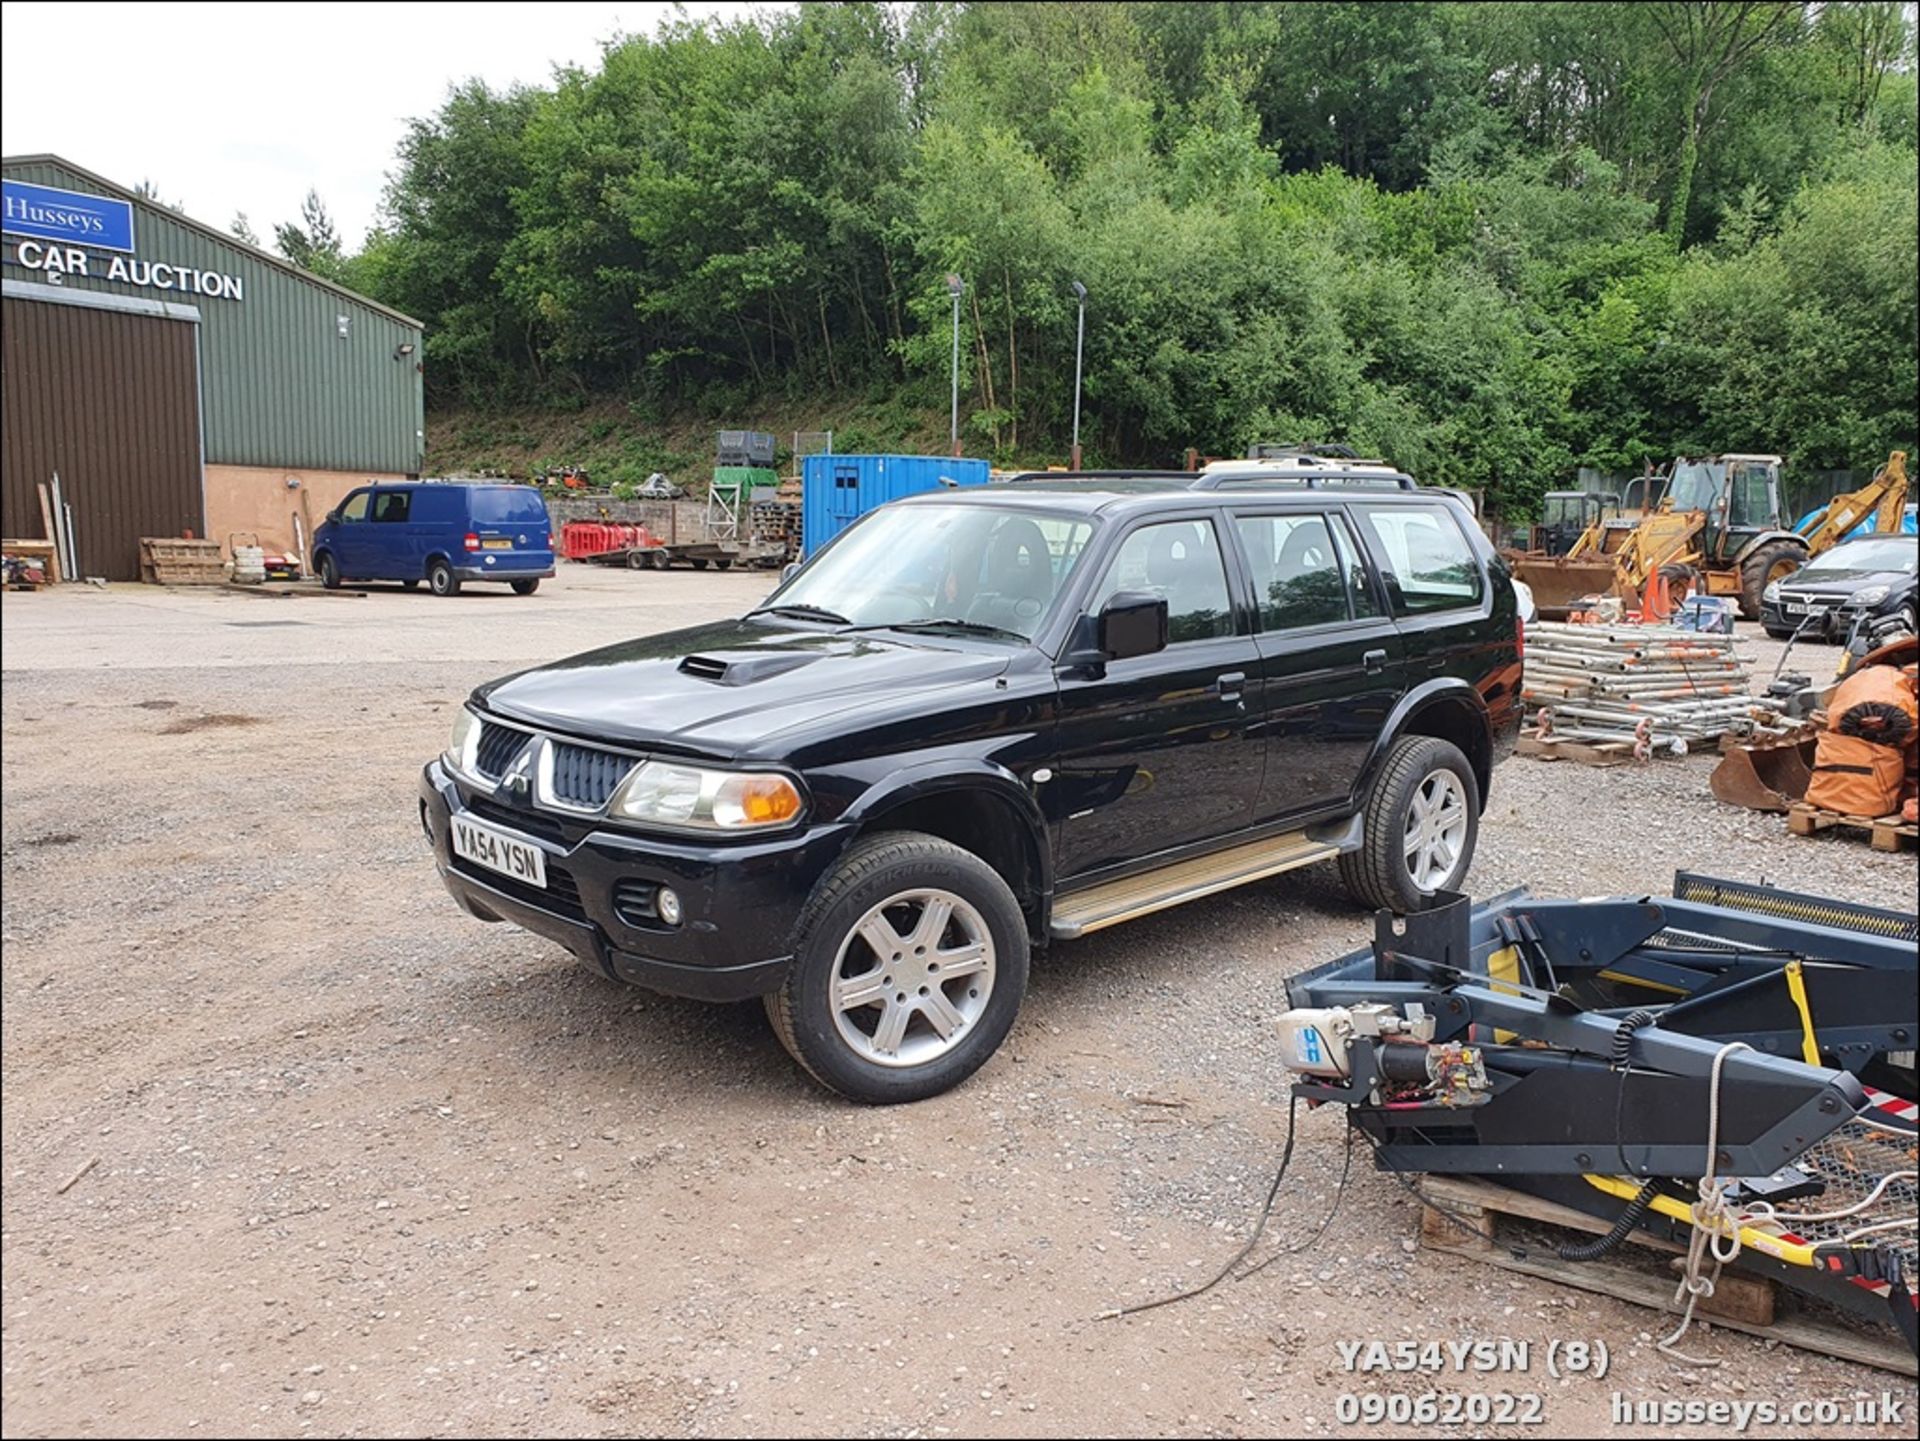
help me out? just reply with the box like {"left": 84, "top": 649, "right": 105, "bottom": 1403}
{"left": 863, "top": 618, "right": 1027, "bottom": 641}
{"left": 750, "top": 603, "right": 853, "bottom": 624}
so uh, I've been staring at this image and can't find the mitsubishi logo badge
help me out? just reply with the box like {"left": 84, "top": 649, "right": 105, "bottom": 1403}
{"left": 501, "top": 743, "right": 535, "bottom": 801}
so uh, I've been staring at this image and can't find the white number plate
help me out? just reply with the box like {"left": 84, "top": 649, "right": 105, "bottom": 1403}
{"left": 1782, "top": 602, "right": 1809, "bottom": 615}
{"left": 451, "top": 816, "right": 547, "bottom": 888}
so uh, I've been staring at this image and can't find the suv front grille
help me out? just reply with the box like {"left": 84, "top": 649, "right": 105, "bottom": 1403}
{"left": 476, "top": 722, "right": 529, "bottom": 778}
{"left": 453, "top": 855, "right": 584, "bottom": 920}
{"left": 467, "top": 796, "right": 567, "bottom": 845}
{"left": 550, "top": 741, "right": 635, "bottom": 808}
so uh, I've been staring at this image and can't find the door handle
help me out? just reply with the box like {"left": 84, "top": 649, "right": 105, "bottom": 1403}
{"left": 1215, "top": 671, "right": 1246, "bottom": 702}
{"left": 1362, "top": 648, "right": 1388, "bottom": 674}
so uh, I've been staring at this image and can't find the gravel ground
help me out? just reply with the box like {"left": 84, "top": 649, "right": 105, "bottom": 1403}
{"left": 3, "top": 573, "right": 1914, "bottom": 1438}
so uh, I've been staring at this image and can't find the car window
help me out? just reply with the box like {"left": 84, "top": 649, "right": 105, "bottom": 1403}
{"left": 1330, "top": 513, "right": 1380, "bottom": 618}
{"left": 1356, "top": 503, "right": 1483, "bottom": 614}
{"left": 1090, "top": 519, "right": 1232, "bottom": 644}
{"left": 371, "top": 490, "right": 411, "bottom": 523}
{"left": 1235, "top": 514, "right": 1349, "bottom": 629}
{"left": 339, "top": 491, "right": 371, "bottom": 523}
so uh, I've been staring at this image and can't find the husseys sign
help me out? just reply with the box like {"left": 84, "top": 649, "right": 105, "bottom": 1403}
{"left": 3, "top": 178, "right": 244, "bottom": 302}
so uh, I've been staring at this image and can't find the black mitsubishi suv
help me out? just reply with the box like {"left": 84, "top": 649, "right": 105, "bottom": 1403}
{"left": 421, "top": 464, "right": 1523, "bottom": 1103}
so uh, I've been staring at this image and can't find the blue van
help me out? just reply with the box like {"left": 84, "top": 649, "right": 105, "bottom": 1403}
{"left": 312, "top": 481, "right": 555, "bottom": 596}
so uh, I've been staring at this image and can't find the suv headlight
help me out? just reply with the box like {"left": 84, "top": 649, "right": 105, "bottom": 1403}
{"left": 444, "top": 706, "right": 483, "bottom": 774}
{"left": 1848, "top": 585, "right": 1890, "bottom": 608}
{"left": 1762, "top": 579, "right": 1783, "bottom": 603}
{"left": 608, "top": 763, "right": 804, "bottom": 830}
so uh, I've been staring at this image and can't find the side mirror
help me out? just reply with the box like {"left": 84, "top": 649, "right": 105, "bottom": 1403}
{"left": 781, "top": 561, "right": 801, "bottom": 583}
{"left": 325, "top": 510, "right": 340, "bottom": 525}
{"left": 1098, "top": 591, "right": 1169, "bottom": 661}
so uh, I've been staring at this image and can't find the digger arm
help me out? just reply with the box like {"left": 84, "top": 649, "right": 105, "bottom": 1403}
{"left": 1795, "top": 450, "right": 1910, "bottom": 554}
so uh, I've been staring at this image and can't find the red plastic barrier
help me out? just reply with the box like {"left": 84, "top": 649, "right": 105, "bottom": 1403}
{"left": 560, "top": 521, "right": 653, "bottom": 560}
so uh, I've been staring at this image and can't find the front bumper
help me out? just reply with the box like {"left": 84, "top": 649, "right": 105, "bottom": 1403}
{"left": 1761, "top": 595, "right": 1850, "bottom": 638}
{"left": 420, "top": 760, "right": 851, "bottom": 1001}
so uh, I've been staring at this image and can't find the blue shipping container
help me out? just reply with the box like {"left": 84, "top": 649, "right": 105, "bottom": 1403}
{"left": 802, "top": 453, "right": 992, "bottom": 555}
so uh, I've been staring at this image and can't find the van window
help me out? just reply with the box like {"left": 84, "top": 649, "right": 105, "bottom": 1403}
{"left": 1235, "top": 514, "right": 1348, "bottom": 629}
{"left": 470, "top": 487, "right": 549, "bottom": 526}
{"left": 1356, "top": 502, "right": 1483, "bottom": 614}
{"left": 339, "top": 491, "right": 370, "bottom": 523}
{"left": 371, "top": 491, "right": 411, "bottom": 523}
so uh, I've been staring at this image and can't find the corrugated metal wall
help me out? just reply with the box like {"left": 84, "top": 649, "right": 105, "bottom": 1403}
{"left": 2, "top": 158, "right": 423, "bottom": 475}
{"left": 2, "top": 295, "right": 204, "bottom": 580}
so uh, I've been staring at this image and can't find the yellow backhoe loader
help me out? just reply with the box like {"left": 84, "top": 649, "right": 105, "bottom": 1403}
{"left": 1512, "top": 451, "right": 1910, "bottom": 620}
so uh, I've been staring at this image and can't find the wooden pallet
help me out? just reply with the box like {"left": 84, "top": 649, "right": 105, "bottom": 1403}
{"left": 1516, "top": 729, "right": 1636, "bottom": 767}
{"left": 1787, "top": 803, "right": 1918, "bottom": 852}
{"left": 139, "top": 537, "right": 224, "bottom": 586}
{"left": 1417, "top": 1174, "right": 1916, "bottom": 1377}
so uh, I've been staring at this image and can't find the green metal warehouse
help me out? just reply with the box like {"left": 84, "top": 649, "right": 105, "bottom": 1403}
{"left": 2, "top": 155, "right": 424, "bottom": 580}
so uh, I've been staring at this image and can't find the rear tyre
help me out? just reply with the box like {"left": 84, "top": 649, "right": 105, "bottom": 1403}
{"left": 647, "top": 550, "right": 670, "bottom": 570}
{"left": 1338, "top": 735, "right": 1481, "bottom": 914}
{"left": 1740, "top": 541, "right": 1805, "bottom": 621}
{"left": 714, "top": 558, "right": 734, "bottom": 571}
{"left": 317, "top": 552, "right": 340, "bottom": 590}
{"left": 691, "top": 557, "right": 711, "bottom": 571}
{"left": 510, "top": 578, "right": 540, "bottom": 596}
{"left": 1656, "top": 562, "right": 1699, "bottom": 605}
{"left": 765, "top": 831, "right": 1029, "bottom": 1104}
{"left": 428, "top": 559, "right": 461, "bottom": 596}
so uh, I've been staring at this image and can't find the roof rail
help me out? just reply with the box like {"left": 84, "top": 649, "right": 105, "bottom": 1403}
{"left": 1189, "top": 467, "right": 1418, "bottom": 492}
{"left": 1245, "top": 441, "right": 1362, "bottom": 460}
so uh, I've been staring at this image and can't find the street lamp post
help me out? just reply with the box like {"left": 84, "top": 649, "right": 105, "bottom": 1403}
{"left": 1069, "top": 280, "right": 1087, "bottom": 470}
{"left": 947, "top": 274, "right": 965, "bottom": 459}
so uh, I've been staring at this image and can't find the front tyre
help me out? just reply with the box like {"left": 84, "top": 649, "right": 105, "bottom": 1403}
{"left": 765, "top": 832, "right": 1028, "bottom": 1104}
{"left": 317, "top": 552, "right": 340, "bottom": 589}
{"left": 1338, "top": 735, "right": 1480, "bottom": 914}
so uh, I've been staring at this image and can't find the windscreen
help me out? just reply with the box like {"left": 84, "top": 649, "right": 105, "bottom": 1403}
{"left": 1667, "top": 461, "right": 1724, "bottom": 513}
{"left": 1804, "top": 537, "right": 1917, "bottom": 575}
{"left": 769, "top": 503, "right": 1097, "bottom": 640}
{"left": 470, "top": 487, "right": 551, "bottom": 526}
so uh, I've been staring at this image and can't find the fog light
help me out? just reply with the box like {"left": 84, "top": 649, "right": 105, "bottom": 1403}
{"left": 657, "top": 887, "right": 683, "bottom": 925}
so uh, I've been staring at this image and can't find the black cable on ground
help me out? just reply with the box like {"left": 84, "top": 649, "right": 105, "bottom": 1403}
{"left": 1101, "top": 1093, "right": 1323, "bottom": 1320}
{"left": 1558, "top": 1178, "right": 1660, "bottom": 1261}
{"left": 1233, "top": 1116, "right": 1356, "bottom": 1284}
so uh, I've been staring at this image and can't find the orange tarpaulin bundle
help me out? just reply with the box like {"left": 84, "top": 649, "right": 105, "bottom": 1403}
{"left": 1826, "top": 662, "right": 1918, "bottom": 749}
{"left": 1806, "top": 733, "right": 1910, "bottom": 817}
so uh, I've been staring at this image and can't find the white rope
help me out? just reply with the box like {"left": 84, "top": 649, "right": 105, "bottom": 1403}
{"left": 1657, "top": 1041, "right": 1750, "bottom": 1367}
{"left": 1746, "top": 1168, "right": 1917, "bottom": 1227}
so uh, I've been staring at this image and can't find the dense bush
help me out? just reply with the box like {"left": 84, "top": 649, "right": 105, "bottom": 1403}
{"left": 337, "top": 2, "right": 1915, "bottom": 516}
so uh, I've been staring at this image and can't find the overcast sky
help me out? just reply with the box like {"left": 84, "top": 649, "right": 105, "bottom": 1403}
{"left": 1, "top": 1, "right": 782, "bottom": 248}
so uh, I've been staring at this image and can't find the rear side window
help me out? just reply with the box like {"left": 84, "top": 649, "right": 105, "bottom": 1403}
{"left": 1234, "top": 514, "right": 1348, "bottom": 629}
{"left": 371, "top": 490, "right": 411, "bottom": 523}
{"left": 470, "top": 487, "right": 549, "bottom": 526}
{"left": 1091, "top": 519, "right": 1233, "bottom": 644}
{"left": 1356, "top": 503, "right": 1483, "bottom": 614}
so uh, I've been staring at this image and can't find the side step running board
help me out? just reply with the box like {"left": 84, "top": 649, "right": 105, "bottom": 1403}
{"left": 1050, "top": 830, "right": 1338, "bottom": 939}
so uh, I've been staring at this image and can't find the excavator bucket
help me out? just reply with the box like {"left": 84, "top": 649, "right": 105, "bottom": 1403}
{"left": 1509, "top": 555, "right": 1632, "bottom": 617}
{"left": 1710, "top": 731, "right": 1817, "bottom": 811}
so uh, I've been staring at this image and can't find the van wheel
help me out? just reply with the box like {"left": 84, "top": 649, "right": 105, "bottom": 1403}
{"left": 765, "top": 832, "right": 1028, "bottom": 1104}
{"left": 317, "top": 553, "right": 340, "bottom": 589}
{"left": 1338, "top": 736, "right": 1480, "bottom": 914}
{"left": 428, "top": 560, "right": 461, "bottom": 596}
{"left": 511, "top": 578, "right": 540, "bottom": 596}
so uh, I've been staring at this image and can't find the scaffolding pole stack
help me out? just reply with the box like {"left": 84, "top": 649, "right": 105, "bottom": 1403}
{"left": 1520, "top": 621, "right": 1783, "bottom": 756}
